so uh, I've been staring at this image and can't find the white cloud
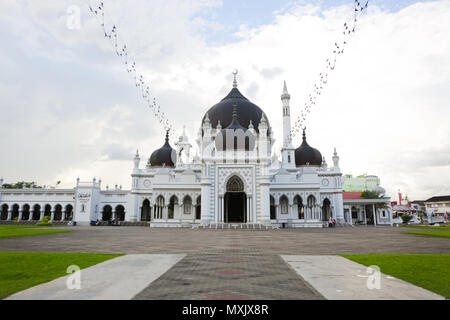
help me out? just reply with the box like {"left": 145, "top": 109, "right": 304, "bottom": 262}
{"left": 0, "top": 0, "right": 449, "bottom": 201}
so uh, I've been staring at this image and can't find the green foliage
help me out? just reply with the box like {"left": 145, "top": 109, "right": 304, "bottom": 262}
{"left": 401, "top": 215, "right": 413, "bottom": 224}
{"left": 361, "top": 190, "right": 381, "bottom": 199}
{"left": 36, "top": 222, "right": 53, "bottom": 227}
{"left": 13, "top": 217, "right": 18, "bottom": 222}
{"left": 406, "top": 231, "right": 450, "bottom": 239}
{"left": 42, "top": 216, "right": 51, "bottom": 223}
{"left": 342, "top": 254, "right": 450, "bottom": 298}
{"left": 0, "top": 227, "right": 70, "bottom": 239}
{"left": 2, "top": 181, "right": 42, "bottom": 189}
{"left": 0, "top": 252, "right": 122, "bottom": 299}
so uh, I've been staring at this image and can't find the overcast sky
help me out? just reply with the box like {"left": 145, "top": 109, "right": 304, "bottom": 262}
{"left": 0, "top": 0, "right": 449, "bottom": 200}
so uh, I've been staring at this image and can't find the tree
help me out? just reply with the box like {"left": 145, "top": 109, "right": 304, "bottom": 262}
{"left": 2, "top": 181, "right": 42, "bottom": 189}
{"left": 361, "top": 190, "right": 381, "bottom": 199}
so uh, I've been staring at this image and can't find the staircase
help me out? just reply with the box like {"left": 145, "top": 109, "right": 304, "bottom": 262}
{"left": 195, "top": 223, "right": 279, "bottom": 231}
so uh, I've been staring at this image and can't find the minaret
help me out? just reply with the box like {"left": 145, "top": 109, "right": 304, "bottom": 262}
{"left": 281, "top": 81, "right": 295, "bottom": 169}
{"left": 281, "top": 81, "right": 292, "bottom": 147}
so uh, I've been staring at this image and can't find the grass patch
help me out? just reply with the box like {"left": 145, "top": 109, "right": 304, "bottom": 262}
{"left": 0, "top": 225, "right": 40, "bottom": 230}
{"left": 0, "top": 252, "right": 122, "bottom": 299}
{"left": 401, "top": 225, "right": 450, "bottom": 230}
{"left": 405, "top": 231, "right": 450, "bottom": 239}
{"left": 342, "top": 254, "right": 450, "bottom": 298}
{"left": 0, "top": 225, "right": 72, "bottom": 239}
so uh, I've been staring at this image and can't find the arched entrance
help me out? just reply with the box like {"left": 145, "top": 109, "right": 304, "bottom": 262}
{"left": 1, "top": 204, "right": 8, "bottom": 220}
{"left": 102, "top": 205, "right": 112, "bottom": 221}
{"left": 322, "top": 199, "right": 331, "bottom": 221}
{"left": 195, "top": 196, "right": 201, "bottom": 220}
{"left": 224, "top": 175, "right": 246, "bottom": 223}
{"left": 115, "top": 205, "right": 125, "bottom": 221}
{"left": 141, "top": 199, "right": 151, "bottom": 221}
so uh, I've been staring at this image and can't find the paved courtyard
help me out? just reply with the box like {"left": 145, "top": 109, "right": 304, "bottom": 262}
{"left": 2, "top": 226, "right": 448, "bottom": 300}
{"left": 0, "top": 226, "right": 449, "bottom": 255}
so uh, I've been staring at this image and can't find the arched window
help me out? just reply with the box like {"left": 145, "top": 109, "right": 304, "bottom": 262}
{"left": 227, "top": 175, "right": 244, "bottom": 193}
{"left": 22, "top": 204, "right": 31, "bottom": 220}
{"left": 115, "top": 205, "right": 125, "bottom": 221}
{"left": 65, "top": 204, "right": 73, "bottom": 221}
{"left": 11, "top": 204, "right": 20, "bottom": 220}
{"left": 1, "top": 204, "right": 9, "bottom": 220}
{"left": 307, "top": 195, "right": 316, "bottom": 219}
{"left": 270, "top": 196, "right": 276, "bottom": 219}
{"left": 54, "top": 204, "right": 63, "bottom": 221}
{"left": 196, "top": 196, "right": 201, "bottom": 220}
{"left": 294, "top": 196, "right": 304, "bottom": 219}
{"left": 44, "top": 204, "right": 51, "bottom": 218}
{"left": 168, "top": 196, "right": 178, "bottom": 219}
{"left": 102, "top": 205, "right": 112, "bottom": 221}
{"left": 156, "top": 196, "right": 165, "bottom": 219}
{"left": 280, "top": 195, "right": 289, "bottom": 214}
{"left": 32, "top": 204, "right": 41, "bottom": 221}
{"left": 183, "top": 196, "right": 192, "bottom": 215}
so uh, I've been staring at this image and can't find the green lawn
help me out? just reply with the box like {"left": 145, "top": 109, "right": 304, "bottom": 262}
{"left": 342, "top": 254, "right": 450, "bottom": 298}
{"left": 0, "top": 225, "right": 72, "bottom": 239}
{"left": 401, "top": 225, "right": 450, "bottom": 230}
{"left": 0, "top": 252, "right": 122, "bottom": 299}
{"left": 405, "top": 231, "right": 450, "bottom": 239}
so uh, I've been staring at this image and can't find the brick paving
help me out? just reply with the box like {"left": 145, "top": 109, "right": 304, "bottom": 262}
{"left": 133, "top": 254, "right": 324, "bottom": 300}
{"left": 1, "top": 226, "right": 448, "bottom": 300}
{"left": 0, "top": 226, "right": 448, "bottom": 255}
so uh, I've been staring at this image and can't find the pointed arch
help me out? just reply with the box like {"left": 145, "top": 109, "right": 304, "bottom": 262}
{"left": 280, "top": 195, "right": 289, "bottom": 215}
{"left": 322, "top": 198, "right": 331, "bottom": 221}
{"left": 141, "top": 199, "right": 151, "bottom": 221}
{"left": 270, "top": 195, "right": 276, "bottom": 220}
{"left": 294, "top": 195, "right": 304, "bottom": 219}
{"left": 1, "top": 204, "right": 8, "bottom": 220}
{"left": 226, "top": 175, "right": 244, "bottom": 193}
{"left": 183, "top": 195, "right": 192, "bottom": 215}
{"left": 115, "top": 205, "right": 125, "bottom": 221}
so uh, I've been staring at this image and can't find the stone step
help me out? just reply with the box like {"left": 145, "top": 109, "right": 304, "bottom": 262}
{"left": 196, "top": 223, "right": 278, "bottom": 231}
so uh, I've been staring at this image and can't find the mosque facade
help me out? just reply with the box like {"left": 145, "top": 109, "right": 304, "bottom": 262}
{"left": 0, "top": 76, "right": 392, "bottom": 227}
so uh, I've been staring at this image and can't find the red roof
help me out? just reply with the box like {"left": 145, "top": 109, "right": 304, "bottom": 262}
{"left": 343, "top": 192, "right": 362, "bottom": 200}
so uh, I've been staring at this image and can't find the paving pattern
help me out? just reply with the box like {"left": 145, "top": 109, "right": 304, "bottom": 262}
{"left": 133, "top": 253, "right": 323, "bottom": 300}
{"left": 0, "top": 226, "right": 448, "bottom": 255}
{"left": 1, "top": 226, "right": 448, "bottom": 300}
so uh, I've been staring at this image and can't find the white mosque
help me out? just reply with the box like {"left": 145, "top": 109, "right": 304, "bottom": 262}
{"left": 0, "top": 75, "right": 393, "bottom": 228}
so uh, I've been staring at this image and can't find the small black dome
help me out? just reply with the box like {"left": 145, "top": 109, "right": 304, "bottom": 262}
{"left": 202, "top": 85, "right": 269, "bottom": 135}
{"left": 149, "top": 131, "right": 177, "bottom": 167}
{"left": 215, "top": 104, "right": 256, "bottom": 151}
{"left": 295, "top": 130, "right": 322, "bottom": 167}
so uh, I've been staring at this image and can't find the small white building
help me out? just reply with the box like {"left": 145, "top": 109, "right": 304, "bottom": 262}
{"left": 1, "top": 76, "right": 351, "bottom": 228}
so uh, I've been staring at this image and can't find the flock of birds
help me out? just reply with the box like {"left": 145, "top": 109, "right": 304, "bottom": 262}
{"left": 87, "top": 0, "right": 176, "bottom": 140}
{"left": 86, "top": 0, "right": 370, "bottom": 145}
{"left": 290, "top": 0, "right": 370, "bottom": 142}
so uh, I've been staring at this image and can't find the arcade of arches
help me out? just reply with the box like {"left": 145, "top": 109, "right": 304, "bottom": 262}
{"left": 140, "top": 195, "right": 202, "bottom": 221}
{"left": 0, "top": 203, "right": 74, "bottom": 221}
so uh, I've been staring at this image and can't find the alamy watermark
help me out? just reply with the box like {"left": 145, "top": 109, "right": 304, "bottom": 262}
{"left": 66, "top": 5, "right": 81, "bottom": 30}
{"left": 66, "top": 265, "right": 81, "bottom": 290}
{"left": 366, "top": 265, "right": 381, "bottom": 290}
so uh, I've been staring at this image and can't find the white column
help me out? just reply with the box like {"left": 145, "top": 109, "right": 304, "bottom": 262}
{"left": 246, "top": 197, "right": 250, "bottom": 223}
{"left": 50, "top": 210, "right": 55, "bottom": 222}
{"left": 221, "top": 197, "right": 225, "bottom": 222}
{"left": 7, "top": 210, "right": 12, "bottom": 221}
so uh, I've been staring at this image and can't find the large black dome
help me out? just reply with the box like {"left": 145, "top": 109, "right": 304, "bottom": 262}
{"left": 202, "top": 85, "right": 269, "bottom": 135}
{"left": 149, "top": 131, "right": 177, "bottom": 167}
{"left": 295, "top": 130, "right": 323, "bottom": 167}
